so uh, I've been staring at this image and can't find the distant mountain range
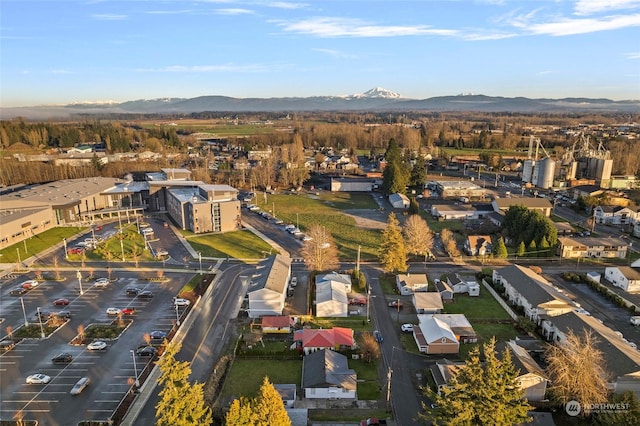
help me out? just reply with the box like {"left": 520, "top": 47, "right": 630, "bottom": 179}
{"left": 2, "top": 87, "right": 638, "bottom": 120}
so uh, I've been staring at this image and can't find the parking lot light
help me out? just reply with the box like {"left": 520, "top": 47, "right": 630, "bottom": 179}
{"left": 175, "top": 304, "right": 181, "bottom": 326}
{"left": 20, "top": 297, "right": 29, "bottom": 327}
{"left": 77, "top": 270, "right": 84, "bottom": 296}
{"left": 36, "top": 307, "right": 45, "bottom": 338}
{"left": 130, "top": 350, "right": 139, "bottom": 387}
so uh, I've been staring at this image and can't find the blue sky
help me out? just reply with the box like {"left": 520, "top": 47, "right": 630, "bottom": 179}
{"left": 1, "top": 0, "right": 639, "bottom": 107}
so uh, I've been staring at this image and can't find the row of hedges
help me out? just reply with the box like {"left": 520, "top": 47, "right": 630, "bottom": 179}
{"left": 561, "top": 272, "right": 639, "bottom": 313}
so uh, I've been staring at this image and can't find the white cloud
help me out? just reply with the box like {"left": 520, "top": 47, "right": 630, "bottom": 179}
{"left": 273, "top": 16, "right": 458, "bottom": 37}
{"left": 90, "top": 14, "right": 128, "bottom": 20}
{"left": 265, "top": 1, "right": 308, "bottom": 10}
{"left": 216, "top": 8, "right": 255, "bottom": 15}
{"left": 573, "top": 0, "right": 640, "bottom": 16}
{"left": 145, "top": 10, "right": 194, "bottom": 15}
{"left": 626, "top": 51, "right": 640, "bottom": 59}
{"left": 312, "top": 48, "right": 357, "bottom": 59}
{"left": 525, "top": 13, "right": 640, "bottom": 36}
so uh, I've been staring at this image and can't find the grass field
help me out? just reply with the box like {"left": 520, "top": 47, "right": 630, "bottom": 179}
{"left": 443, "top": 291, "right": 512, "bottom": 320}
{"left": 222, "top": 359, "right": 302, "bottom": 400}
{"left": 0, "top": 226, "right": 85, "bottom": 263}
{"left": 184, "top": 229, "right": 275, "bottom": 259}
{"left": 253, "top": 192, "right": 382, "bottom": 260}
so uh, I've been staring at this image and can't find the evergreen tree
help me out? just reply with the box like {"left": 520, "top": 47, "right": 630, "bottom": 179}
{"left": 527, "top": 240, "right": 537, "bottom": 257}
{"left": 516, "top": 241, "right": 526, "bottom": 257}
{"left": 225, "top": 398, "right": 254, "bottom": 426}
{"left": 538, "top": 236, "right": 550, "bottom": 257}
{"left": 410, "top": 156, "right": 427, "bottom": 189}
{"left": 379, "top": 212, "right": 407, "bottom": 273}
{"left": 493, "top": 237, "right": 508, "bottom": 259}
{"left": 408, "top": 197, "right": 420, "bottom": 215}
{"left": 422, "top": 338, "right": 531, "bottom": 425}
{"left": 225, "top": 377, "right": 291, "bottom": 426}
{"left": 156, "top": 341, "right": 212, "bottom": 426}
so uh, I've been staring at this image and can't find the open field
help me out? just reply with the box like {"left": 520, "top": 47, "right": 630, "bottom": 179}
{"left": 253, "top": 192, "right": 383, "bottom": 260}
{"left": 0, "top": 226, "right": 85, "bottom": 263}
{"left": 221, "top": 359, "right": 302, "bottom": 399}
{"left": 443, "top": 292, "right": 512, "bottom": 320}
{"left": 184, "top": 229, "right": 274, "bottom": 259}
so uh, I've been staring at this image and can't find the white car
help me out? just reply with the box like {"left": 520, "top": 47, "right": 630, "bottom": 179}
{"left": 87, "top": 341, "right": 107, "bottom": 351}
{"left": 26, "top": 374, "right": 51, "bottom": 384}
{"left": 173, "top": 298, "right": 190, "bottom": 307}
{"left": 401, "top": 324, "right": 414, "bottom": 333}
{"left": 21, "top": 280, "right": 39, "bottom": 289}
{"left": 95, "top": 278, "right": 110, "bottom": 288}
{"left": 106, "top": 307, "right": 122, "bottom": 316}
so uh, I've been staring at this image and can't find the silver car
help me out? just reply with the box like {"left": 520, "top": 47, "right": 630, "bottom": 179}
{"left": 70, "top": 377, "right": 90, "bottom": 395}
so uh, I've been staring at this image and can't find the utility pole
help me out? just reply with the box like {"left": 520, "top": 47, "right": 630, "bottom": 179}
{"left": 386, "top": 365, "right": 392, "bottom": 411}
{"left": 356, "top": 245, "right": 361, "bottom": 271}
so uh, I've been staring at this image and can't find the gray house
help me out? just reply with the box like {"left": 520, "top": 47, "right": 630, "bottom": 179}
{"left": 302, "top": 349, "right": 357, "bottom": 400}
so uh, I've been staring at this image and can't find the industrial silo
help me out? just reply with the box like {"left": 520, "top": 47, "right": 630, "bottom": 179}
{"left": 536, "top": 157, "right": 556, "bottom": 189}
{"left": 522, "top": 159, "right": 535, "bottom": 183}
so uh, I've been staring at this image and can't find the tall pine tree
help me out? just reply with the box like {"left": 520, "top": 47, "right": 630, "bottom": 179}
{"left": 379, "top": 212, "right": 407, "bottom": 273}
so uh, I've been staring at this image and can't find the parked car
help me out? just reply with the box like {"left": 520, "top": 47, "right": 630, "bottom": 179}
{"left": 0, "top": 340, "right": 16, "bottom": 352}
{"left": 156, "top": 248, "right": 169, "bottom": 257}
{"left": 388, "top": 300, "right": 403, "bottom": 309}
{"left": 67, "top": 246, "right": 85, "bottom": 254}
{"left": 373, "top": 330, "right": 383, "bottom": 343}
{"left": 94, "top": 278, "right": 110, "bottom": 288}
{"left": 360, "top": 418, "right": 386, "bottom": 425}
{"left": 21, "top": 280, "right": 39, "bottom": 289}
{"left": 106, "top": 307, "right": 122, "bottom": 316}
{"left": 52, "top": 353, "right": 73, "bottom": 364}
{"left": 26, "top": 374, "right": 51, "bottom": 384}
{"left": 126, "top": 287, "right": 141, "bottom": 296}
{"left": 149, "top": 330, "right": 167, "bottom": 340}
{"left": 349, "top": 298, "right": 367, "bottom": 306}
{"left": 173, "top": 298, "right": 190, "bottom": 307}
{"left": 631, "top": 316, "right": 640, "bottom": 326}
{"left": 163, "top": 221, "right": 169, "bottom": 228}
{"left": 136, "top": 346, "right": 158, "bottom": 357}
{"left": 401, "top": 324, "right": 414, "bottom": 333}
{"left": 10, "top": 287, "right": 28, "bottom": 296}
{"left": 53, "top": 298, "right": 70, "bottom": 306}
{"left": 34, "top": 310, "right": 52, "bottom": 321}
{"left": 122, "top": 307, "right": 137, "bottom": 315}
{"left": 137, "top": 290, "right": 154, "bottom": 299}
{"left": 54, "top": 310, "right": 72, "bottom": 319}
{"left": 87, "top": 341, "right": 107, "bottom": 351}
{"left": 70, "top": 377, "right": 91, "bottom": 395}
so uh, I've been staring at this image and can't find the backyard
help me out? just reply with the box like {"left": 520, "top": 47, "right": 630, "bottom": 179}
{"left": 252, "top": 191, "right": 383, "bottom": 260}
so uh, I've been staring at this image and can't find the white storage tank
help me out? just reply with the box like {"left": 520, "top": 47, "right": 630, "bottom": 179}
{"left": 536, "top": 158, "right": 556, "bottom": 189}
{"left": 522, "top": 159, "right": 535, "bottom": 183}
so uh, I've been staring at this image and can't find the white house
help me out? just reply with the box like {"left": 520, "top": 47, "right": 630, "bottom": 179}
{"left": 445, "top": 273, "right": 480, "bottom": 296}
{"left": 247, "top": 255, "right": 291, "bottom": 318}
{"left": 413, "top": 315, "right": 460, "bottom": 354}
{"left": 557, "top": 237, "right": 629, "bottom": 259}
{"left": 389, "top": 193, "right": 410, "bottom": 209}
{"left": 396, "top": 273, "right": 429, "bottom": 295}
{"left": 302, "top": 349, "right": 357, "bottom": 399}
{"left": 413, "top": 292, "right": 444, "bottom": 314}
{"left": 594, "top": 205, "right": 639, "bottom": 225}
{"left": 604, "top": 266, "right": 640, "bottom": 293}
{"left": 498, "top": 341, "right": 549, "bottom": 402}
{"left": 493, "top": 264, "right": 572, "bottom": 322}
{"left": 316, "top": 272, "right": 352, "bottom": 293}
{"left": 315, "top": 279, "right": 348, "bottom": 317}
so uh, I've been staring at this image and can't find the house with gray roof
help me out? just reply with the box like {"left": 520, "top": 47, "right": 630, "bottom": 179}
{"left": 492, "top": 197, "right": 553, "bottom": 217}
{"left": 497, "top": 340, "right": 549, "bottom": 402}
{"left": 247, "top": 255, "right": 291, "bottom": 318}
{"left": 541, "top": 311, "right": 640, "bottom": 396}
{"left": 302, "top": 349, "right": 357, "bottom": 399}
{"left": 604, "top": 266, "right": 640, "bottom": 293}
{"left": 493, "top": 264, "right": 572, "bottom": 321}
{"left": 557, "top": 237, "right": 629, "bottom": 259}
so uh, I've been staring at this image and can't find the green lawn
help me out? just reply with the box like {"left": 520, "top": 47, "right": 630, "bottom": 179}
{"left": 253, "top": 192, "right": 382, "bottom": 260}
{"left": 443, "top": 291, "right": 511, "bottom": 320}
{"left": 222, "top": 359, "right": 302, "bottom": 399}
{"left": 0, "top": 226, "right": 85, "bottom": 263}
{"left": 77, "top": 224, "right": 155, "bottom": 262}
{"left": 185, "top": 229, "right": 275, "bottom": 259}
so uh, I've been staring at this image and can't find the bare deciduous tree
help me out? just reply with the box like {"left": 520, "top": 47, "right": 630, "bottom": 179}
{"left": 545, "top": 329, "right": 609, "bottom": 414}
{"left": 301, "top": 224, "right": 339, "bottom": 272}
{"left": 359, "top": 332, "right": 381, "bottom": 363}
{"left": 403, "top": 214, "right": 434, "bottom": 259}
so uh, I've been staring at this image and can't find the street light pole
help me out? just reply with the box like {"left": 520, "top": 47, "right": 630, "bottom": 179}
{"left": 77, "top": 270, "right": 84, "bottom": 295}
{"left": 198, "top": 252, "right": 202, "bottom": 274}
{"left": 16, "top": 247, "right": 21, "bottom": 267}
{"left": 120, "top": 238, "right": 125, "bottom": 262}
{"left": 130, "top": 350, "right": 139, "bottom": 387}
{"left": 20, "top": 297, "right": 28, "bottom": 326}
{"left": 366, "top": 285, "right": 371, "bottom": 323}
{"left": 63, "top": 238, "right": 68, "bottom": 259}
{"left": 36, "top": 307, "right": 45, "bottom": 338}
{"left": 175, "top": 304, "right": 181, "bottom": 326}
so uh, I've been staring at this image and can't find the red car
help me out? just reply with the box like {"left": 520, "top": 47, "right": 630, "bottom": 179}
{"left": 53, "top": 298, "right": 70, "bottom": 306}
{"left": 388, "top": 300, "right": 403, "bottom": 309}
{"left": 121, "top": 307, "right": 136, "bottom": 315}
{"left": 349, "top": 298, "right": 367, "bottom": 306}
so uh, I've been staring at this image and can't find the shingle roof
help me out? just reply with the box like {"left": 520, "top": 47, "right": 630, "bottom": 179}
{"left": 302, "top": 349, "right": 357, "bottom": 390}
{"left": 248, "top": 255, "right": 291, "bottom": 294}
{"left": 495, "top": 264, "right": 557, "bottom": 307}
{"left": 293, "top": 327, "right": 354, "bottom": 348}
{"left": 494, "top": 197, "right": 552, "bottom": 209}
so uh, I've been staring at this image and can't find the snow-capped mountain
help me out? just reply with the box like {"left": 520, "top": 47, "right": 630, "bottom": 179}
{"left": 351, "top": 87, "right": 402, "bottom": 99}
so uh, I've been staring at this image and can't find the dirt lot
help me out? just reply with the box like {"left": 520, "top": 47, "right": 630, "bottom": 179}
{"left": 343, "top": 209, "right": 388, "bottom": 229}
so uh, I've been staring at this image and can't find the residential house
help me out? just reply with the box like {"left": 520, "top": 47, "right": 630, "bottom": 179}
{"left": 412, "top": 292, "right": 444, "bottom": 314}
{"left": 273, "top": 384, "right": 297, "bottom": 408}
{"left": 541, "top": 311, "right": 640, "bottom": 396}
{"left": 330, "top": 177, "right": 374, "bottom": 192}
{"left": 426, "top": 314, "right": 478, "bottom": 344}
{"left": 492, "top": 197, "right": 553, "bottom": 217}
{"left": 429, "top": 359, "right": 466, "bottom": 395}
{"left": 570, "top": 184, "right": 604, "bottom": 200}
{"left": 633, "top": 216, "right": 640, "bottom": 238}
{"left": 434, "top": 279, "right": 454, "bottom": 302}
{"left": 315, "top": 279, "right": 348, "bottom": 318}
{"left": 261, "top": 316, "right": 294, "bottom": 334}
{"left": 302, "top": 349, "right": 357, "bottom": 399}
{"left": 430, "top": 204, "right": 480, "bottom": 221}
{"left": 247, "top": 255, "right": 291, "bottom": 318}
{"left": 594, "top": 205, "right": 639, "bottom": 225}
{"left": 446, "top": 273, "right": 480, "bottom": 296}
{"left": 493, "top": 264, "right": 573, "bottom": 322}
{"left": 412, "top": 315, "right": 460, "bottom": 354}
{"left": 389, "top": 193, "right": 410, "bottom": 209}
{"left": 557, "top": 237, "right": 629, "bottom": 259}
{"left": 293, "top": 327, "right": 355, "bottom": 355}
{"left": 498, "top": 340, "right": 549, "bottom": 402}
{"left": 464, "top": 235, "right": 492, "bottom": 256}
{"left": 604, "top": 266, "right": 640, "bottom": 293}
{"left": 396, "top": 273, "right": 429, "bottom": 295}
{"left": 316, "top": 272, "right": 352, "bottom": 293}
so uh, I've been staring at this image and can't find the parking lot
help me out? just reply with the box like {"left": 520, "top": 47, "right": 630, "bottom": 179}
{"left": 0, "top": 269, "right": 192, "bottom": 424}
